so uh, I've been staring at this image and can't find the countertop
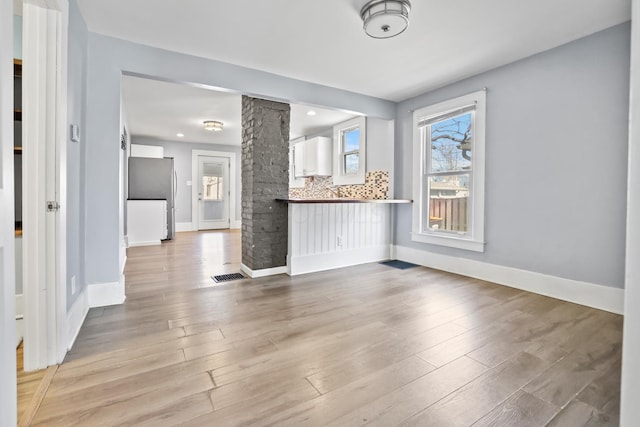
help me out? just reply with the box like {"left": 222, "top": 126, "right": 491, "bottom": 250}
{"left": 276, "top": 198, "right": 412, "bottom": 204}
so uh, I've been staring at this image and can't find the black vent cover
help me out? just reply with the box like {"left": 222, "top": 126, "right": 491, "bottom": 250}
{"left": 212, "top": 273, "right": 246, "bottom": 283}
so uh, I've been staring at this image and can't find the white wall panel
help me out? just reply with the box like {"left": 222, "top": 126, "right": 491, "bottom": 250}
{"left": 288, "top": 203, "right": 391, "bottom": 275}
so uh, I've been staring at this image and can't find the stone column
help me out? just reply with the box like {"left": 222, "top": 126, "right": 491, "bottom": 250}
{"left": 241, "top": 96, "right": 290, "bottom": 272}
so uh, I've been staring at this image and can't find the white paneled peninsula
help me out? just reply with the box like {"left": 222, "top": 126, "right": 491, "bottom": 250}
{"left": 277, "top": 198, "right": 412, "bottom": 275}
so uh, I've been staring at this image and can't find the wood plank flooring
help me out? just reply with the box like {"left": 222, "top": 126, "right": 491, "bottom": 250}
{"left": 16, "top": 342, "right": 56, "bottom": 427}
{"left": 30, "top": 230, "right": 622, "bottom": 426}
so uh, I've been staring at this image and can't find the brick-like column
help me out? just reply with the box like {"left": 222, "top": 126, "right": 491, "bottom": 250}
{"left": 241, "top": 96, "right": 290, "bottom": 271}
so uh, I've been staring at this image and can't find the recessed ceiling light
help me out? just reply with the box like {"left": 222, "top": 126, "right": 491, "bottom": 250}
{"left": 176, "top": 133, "right": 184, "bottom": 138}
{"left": 306, "top": 111, "right": 317, "bottom": 116}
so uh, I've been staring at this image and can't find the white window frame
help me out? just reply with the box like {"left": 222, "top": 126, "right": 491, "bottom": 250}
{"left": 289, "top": 136, "right": 305, "bottom": 188}
{"left": 412, "top": 89, "right": 486, "bottom": 252}
{"left": 333, "top": 116, "right": 366, "bottom": 185}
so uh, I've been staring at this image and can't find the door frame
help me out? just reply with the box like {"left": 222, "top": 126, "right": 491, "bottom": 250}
{"left": 191, "top": 150, "right": 236, "bottom": 231}
{"left": 22, "top": 0, "right": 69, "bottom": 370}
{"left": 1, "top": 0, "right": 17, "bottom": 422}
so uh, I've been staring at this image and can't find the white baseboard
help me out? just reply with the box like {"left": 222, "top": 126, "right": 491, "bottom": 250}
{"left": 15, "top": 294, "right": 23, "bottom": 347}
{"left": 176, "top": 222, "right": 193, "bottom": 232}
{"left": 128, "top": 240, "right": 161, "bottom": 247}
{"left": 15, "top": 294, "right": 23, "bottom": 319}
{"left": 66, "top": 287, "right": 89, "bottom": 351}
{"left": 15, "top": 319, "right": 23, "bottom": 348}
{"left": 393, "top": 245, "right": 624, "bottom": 314}
{"left": 288, "top": 245, "right": 392, "bottom": 276}
{"left": 240, "top": 264, "right": 287, "bottom": 278}
{"left": 88, "top": 275, "right": 126, "bottom": 308}
{"left": 230, "top": 220, "right": 241, "bottom": 230}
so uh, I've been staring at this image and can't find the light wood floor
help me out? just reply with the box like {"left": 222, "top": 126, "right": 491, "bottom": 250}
{"left": 30, "top": 230, "right": 622, "bottom": 426}
{"left": 17, "top": 342, "right": 56, "bottom": 427}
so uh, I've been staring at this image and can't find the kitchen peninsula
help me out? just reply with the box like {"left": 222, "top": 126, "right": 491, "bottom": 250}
{"left": 277, "top": 197, "right": 412, "bottom": 275}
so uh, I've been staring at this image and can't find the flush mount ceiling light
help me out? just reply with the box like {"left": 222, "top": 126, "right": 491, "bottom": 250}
{"left": 306, "top": 110, "right": 317, "bottom": 116}
{"left": 203, "top": 120, "right": 224, "bottom": 131}
{"left": 360, "top": 0, "right": 411, "bottom": 39}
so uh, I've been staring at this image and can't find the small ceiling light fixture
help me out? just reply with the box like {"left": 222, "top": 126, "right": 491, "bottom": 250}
{"left": 360, "top": 0, "right": 411, "bottom": 39}
{"left": 176, "top": 133, "right": 184, "bottom": 138}
{"left": 203, "top": 120, "right": 224, "bottom": 132}
{"left": 306, "top": 110, "right": 317, "bottom": 116}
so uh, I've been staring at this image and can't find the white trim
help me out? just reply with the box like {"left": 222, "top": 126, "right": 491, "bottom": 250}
{"left": 411, "top": 232, "right": 485, "bottom": 252}
{"left": 15, "top": 295, "right": 24, "bottom": 347}
{"left": 333, "top": 116, "right": 366, "bottom": 185}
{"left": 15, "top": 294, "right": 23, "bottom": 319}
{"left": 176, "top": 222, "right": 193, "bottom": 232}
{"left": 191, "top": 150, "right": 236, "bottom": 230}
{"left": 88, "top": 276, "right": 126, "bottom": 308}
{"left": 65, "top": 286, "right": 88, "bottom": 351}
{"left": 393, "top": 245, "right": 624, "bottom": 315}
{"left": 1, "top": 0, "right": 17, "bottom": 420}
{"left": 240, "top": 264, "right": 287, "bottom": 278}
{"left": 230, "top": 220, "right": 241, "bottom": 229}
{"left": 287, "top": 245, "right": 391, "bottom": 276}
{"left": 128, "top": 240, "right": 161, "bottom": 247}
{"left": 621, "top": 3, "right": 640, "bottom": 424}
{"left": 412, "top": 89, "right": 486, "bottom": 253}
{"left": 289, "top": 136, "right": 305, "bottom": 188}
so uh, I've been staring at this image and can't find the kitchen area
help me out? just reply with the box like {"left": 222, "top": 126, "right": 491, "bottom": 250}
{"left": 278, "top": 114, "right": 411, "bottom": 276}
{"left": 120, "top": 76, "right": 410, "bottom": 279}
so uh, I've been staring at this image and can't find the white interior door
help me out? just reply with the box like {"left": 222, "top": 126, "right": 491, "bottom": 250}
{"left": 197, "top": 156, "right": 230, "bottom": 230}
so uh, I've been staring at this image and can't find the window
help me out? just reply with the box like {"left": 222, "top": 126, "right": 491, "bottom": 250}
{"left": 202, "top": 163, "right": 224, "bottom": 200}
{"left": 333, "top": 116, "right": 366, "bottom": 185}
{"left": 412, "top": 89, "right": 486, "bottom": 252}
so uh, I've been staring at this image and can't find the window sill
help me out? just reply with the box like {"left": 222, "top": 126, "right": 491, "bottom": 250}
{"left": 411, "top": 232, "right": 485, "bottom": 252}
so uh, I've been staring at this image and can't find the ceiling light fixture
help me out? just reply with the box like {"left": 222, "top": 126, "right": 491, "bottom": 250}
{"left": 306, "top": 110, "right": 317, "bottom": 116}
{"left": 203, "top": 120, "right": 224, "bottom": 132}
{"left": 360, "top": 0, "right": 411, "bottom": 39}
{"left": 176, "top": 133, "right": 184, "bottom": 138}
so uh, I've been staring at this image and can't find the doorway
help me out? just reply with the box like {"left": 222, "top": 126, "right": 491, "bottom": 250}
{"left": 197, "top": 155, "right": 230, "bottom": 230}
{"left": 191, "top": 150, "right": 236, "bottom": 232}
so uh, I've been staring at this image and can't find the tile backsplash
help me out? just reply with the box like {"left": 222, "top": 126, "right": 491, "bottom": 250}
{"left": 289, "top": 170, "right": 389, "bottom": 200}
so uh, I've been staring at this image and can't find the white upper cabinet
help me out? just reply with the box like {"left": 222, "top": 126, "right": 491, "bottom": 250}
{"left": 294, "top": 136, "right": 333, "bottom": 177}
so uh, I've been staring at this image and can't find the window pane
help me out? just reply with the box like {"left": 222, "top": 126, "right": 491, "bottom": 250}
{"left": 203, "top": 176, "right": 224, "bottom": 200}
{"left": 430, "top": 112, "right": 472, "bottom": 173}
{"left": 426, "top": 174, "right": 470, "bottom": 233}
{"left": 343, "top": 128, "right": 360, "bottom": 152}
{"left": 344, "top": 153, "right": 359, "bottom": 174}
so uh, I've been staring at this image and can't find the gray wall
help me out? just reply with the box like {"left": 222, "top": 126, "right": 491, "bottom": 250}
{"left": 131, "top": 137, "right": 242, "bottom": 224}
{"left": 66, "top": 0, "right": 88, "bottom": 309}
{"left": 84, "top": 33, "right": 394, "bottom": 286}
{"left": 394, "top": 23, "right": 630, "bottom": 289}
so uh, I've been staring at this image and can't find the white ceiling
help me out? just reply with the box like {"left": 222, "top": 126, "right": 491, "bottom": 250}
{"left": 121, "top": 75, "right": 356, "bottom": 145}
{"left": 77, "top": 0, "right": 630, "bottom": 102}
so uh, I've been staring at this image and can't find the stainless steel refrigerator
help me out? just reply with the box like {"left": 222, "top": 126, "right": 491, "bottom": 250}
{"left": 128, "top": 157, "right": 176, "bottom": 239}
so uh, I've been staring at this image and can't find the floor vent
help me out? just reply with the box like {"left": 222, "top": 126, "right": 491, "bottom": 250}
{"left": 212, "top": 273, "right": 246, "bottom": 283}
{"left": 379, "top": 260, "right": 419, "bottom": 270}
